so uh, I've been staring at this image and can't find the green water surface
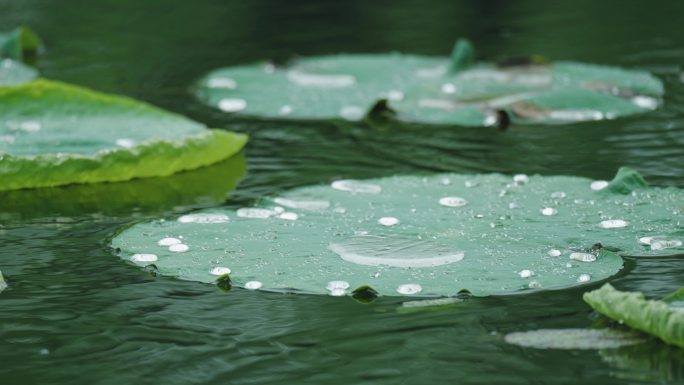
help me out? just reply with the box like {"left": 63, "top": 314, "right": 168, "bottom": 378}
{"left": 2, "top": 0, "right": 684, "bottom": 384}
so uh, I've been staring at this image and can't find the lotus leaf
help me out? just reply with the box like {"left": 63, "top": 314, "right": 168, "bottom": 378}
{"left": 197, "top": 39, "right": 663, "bottom": 126}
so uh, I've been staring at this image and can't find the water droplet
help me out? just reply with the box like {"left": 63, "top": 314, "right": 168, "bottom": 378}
{"left": 541, "top": 207, "right": 558, "bottom": 216}
{"left": 513, "top": 174, "right": 529, "bottom": 184}
{"left": 279, "top": 105, "right": 293, "bottom": 115}
{"left": 631, "top": 95, "right": 658, "bottom": 110}
{"left": 210, "top": 267, "right": 231, "bottom": 276}
{"left": 387, "top": 90, "right": 404, "bottom": 101}
{"left": 591, "top": 180, "right": 609, "bottom": 191}
{"left": 237, "top": 208, "right": 275, "bottom": 219}
{"left": 178, "top": 213, "right": 229, "bottom": 224}
{"left": 326, "top": 280, "right": 350, "bottom": 291}
{"left": 330, "top": 236, "right": 464, "bottom": 268}
{"left": 331, "top": 180, "right": 382, "bottom": 194}
{"left": 39, "top": 348, "right": 50, "bottom": 355}
{"left": 441, "top": 83, "right": 456, "bottom": 94}
{"left": 439, "top": 196, "right": 467, "bottom": 207}
{"left": 651, "top": 239, "right": 683, "bottom": 250}
{"left": 548, "top": 249, "right": 561, "bottom": 257}
{"left": 287, "top": 71, "right": 355, "bottom": 87}
{"left": 8, "top": 120, "right": 41, "bottom": 132}
{"left": 397, "top": 283, "right": 422, "bottom": 295}
{"left": 464, "top": 180, "right": 478, "bottom": 188}
{"left": 244, "top": 281, "right": 263, "bottom": 290}
{"left": 549, "top": 109, "right": 603, "bottom": 121}
{"left": 551, "top": 191, "right": 566, "bottom": 199}
{"left": 207, "top": 77, "right": 237, "bottom": 89}
{"left": 508, "top": 202, "right": 520, "bottom": 209}
{"left": 329, "top": 288, "right": 347, "bottom": 297}
{"left": 278, "top": 212, "right": 299, "bottom": 221}
{"left": 273, "top": 207, "right": 285, "bottom": 214}
{"left": 333, "top": 207, "right": 346, "bottom": 214}
{"left": 273, "top": 197, "right": 330, "bottom": 210}
{"left": 115, "top": 138, "right": 136, "bottom": 148}
{"left": 440, "top": 177, "right": 451, "bottom": 185}
{"left": 378, "top": 217, "right": 400, "bottom": 226}
{"left": 339, "top": 105, "right": 364, "bottom": 121}
{"left": 599, "top": 219, "right": 628, "bottom": 229}
{"left": 169, "top": 244, "right": 189, "bottom": 253}
{"left": 157, "top": 237, "right": 181, "bottom": 246}
{"left": 577, "top": 274, "right": 591, "bottom": 283}
{"left": 519, "top": 269, "right": 534, "bottom": 278}
{"left": 528, "top": 280, "right": 541, "bottom": 289}
{"left": 570, "top": 252, "right": 596, "bottom": 262}
{"left": 218, "top": 98, "right": 247, "bottom": 112}
{"left": 130, "top": 254, "right": 158, "bottom": 263}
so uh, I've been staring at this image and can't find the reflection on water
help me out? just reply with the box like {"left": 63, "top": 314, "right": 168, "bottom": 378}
{"left": 2, "top": 0, "right": 684, "bottom": 384}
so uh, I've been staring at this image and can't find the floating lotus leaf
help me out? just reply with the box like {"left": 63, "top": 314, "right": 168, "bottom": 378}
{"left": 113, "top": 168, "right": 682, "bottom": 297}
{"left": 504, "top": 329, "right": 645, "bottom": 350}
{"left": 0, "top": 79, "right": 248, "bottom": 190}
{"left": 196, "top": 39, "right": 663, "bottom": 126}
{"left": 584, "top": 284, "right": 684, "bottom": 348}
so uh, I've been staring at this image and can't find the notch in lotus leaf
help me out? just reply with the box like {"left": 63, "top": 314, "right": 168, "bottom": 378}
{"left": 112, "top": 167, "right": 683, "bottom": 298}
{"left": 196, "top": 38, "right": 663, "bottom": 127}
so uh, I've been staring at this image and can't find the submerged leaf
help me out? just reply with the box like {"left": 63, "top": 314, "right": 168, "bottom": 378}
{"left": 197, "top": 40, "right": 663, "bottom": 126}
{"left": 0, "top": 270, "right": 6, "bottom": 293}
{"left": 113, "top": 168, "right": 682, "bottom": 297}
{"left": 584, "top": 284, "right": 684, "bottom": 348}
{"left": 504, "top": 328, "right": 644, "bottom": 350}
{"left": 0, "top": 80, "right": 247, "bottom": 190}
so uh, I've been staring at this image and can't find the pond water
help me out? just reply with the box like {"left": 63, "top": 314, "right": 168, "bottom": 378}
{"left": 2, "top": 0, "right": 684, "bottom": 383}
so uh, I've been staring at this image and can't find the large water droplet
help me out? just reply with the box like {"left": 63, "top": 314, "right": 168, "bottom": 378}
{"left": 378, "top": 217, "right": 400, "bottom": 226}
{"left": 331, "top": 180, "right": 382, "bottom": 194}
{"left": 631, "top": 95, "right": 658, "bottom": 110}
{"left": 441, "top": 83, "right": 456, "bottom": 94}
{"left": 397, "top": 283, "right": 422, "bottom": 295}
{"left": 650, "top": 239, "right": 683, "bottom": 250}
{"left": 541, "top": 207, "right": 558, "bottom": 216}
{"left": 577, "top": 274, "right": 591, "bottom": 283}
{"left": 178, "top": 213, "right": 230, "bottom": 224}
{"left": 244, "top": 281, "right": 262, "bottom": 290}
{"left": 548, "top": 249, "right": 561, "bottom": 257}
{"left": 130, "top": 254, "right": 158, "bottom": 263}
{"left": 115, "top": 138, "right": 136, "bottom": 148}
{"left": 210, "top": 267, "right": 231, "bottom": 276}
{"left": 158, "top": 237, "right": 181, "bottom": 246}
{"left": 519, "top": 269, "right": 534, "bottom": 278}
{"left": 513, "top": 174, "right": 529, "bottom": 184}
{"left": 599, "top": 219, "right": 628, "bottom": 229}
{"left": 278, "top": 212, "right": 299, "bottom": 221}
{"left": 273, "top": 197, "right": 330, "bottom": 210}
{"left": 591, "top": 180, "right": 609, "bottom": 191}
{"left": 279, "top": 105, "right": 293, "bottom": 115}
{"left": 329, "top": 236, "right": 464, "bottom": 268}
{"left": 287, "top": 71, "right": 355, "bottom": 87}
{"left": 339, "top": 106, "right": 364, "bottom": 121}
{"left": 326, "top": 280, "right": 350, "bottom": 291}
{"left": 237, "top": 208, "right": 275, "bottom": 219}
{"left": 207, "top": 78, "right": 237, "bottom": 89}
{"left": 169, "top": 244, "right": 189, "bottom": 253}
{"left": 439, "top": 196, "right": 467, "bottom": 207}
{"left": 218, "top": 98, "right": 247, "bottom": 112}
{"left": 570, "top": 252, "right": 596, "bottom": 262}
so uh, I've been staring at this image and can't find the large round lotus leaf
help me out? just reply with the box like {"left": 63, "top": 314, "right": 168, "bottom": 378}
{"left": 0, "top": 59, "right": 37, "bottom": 86}
{"left": 0, "top": 79, "right": 248, "bottom": 190}
{"left": 196, "top": 40, "right": 663, "bottom": 126}
{"left": 584, "top": 284, "right": 684, "bottom": 348}
{"left": 112, "top": 168, "right": 682, "bottom": 297}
